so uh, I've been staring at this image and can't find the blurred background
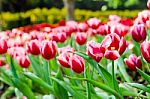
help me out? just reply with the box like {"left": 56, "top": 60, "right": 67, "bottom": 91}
{"left": 0, "top": 0, "right": 148, "bottom": 30}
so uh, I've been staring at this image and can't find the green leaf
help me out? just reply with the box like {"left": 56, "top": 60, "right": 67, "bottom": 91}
{"left": 51, "top": 77, "right": 86, "bottom": 99}
{"left": 53, "top": 68, "right": 69, "bottom": 99}
{"left": 137, "top": 68, "right": 150, "bottom": 84}
{"left": 24, "top": 72, "right": 54, "bottom": 93}
{"left": 117, "top": 57, "right": 132, "bottom": 82}
{"left": 128, "top": 83, "right": 150, "bottom": 93}
{"left": 1, "top": 87, "right": 14, "bottom": 99}
{"left": 12, "top": 78, "right": 35, "bottom": 99}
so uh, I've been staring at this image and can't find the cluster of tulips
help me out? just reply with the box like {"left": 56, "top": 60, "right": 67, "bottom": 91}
{"left": 0, "top": 1, "right": 150, "bottom": 99}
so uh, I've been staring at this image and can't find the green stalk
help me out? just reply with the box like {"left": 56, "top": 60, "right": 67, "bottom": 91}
{"left": 112, "top": 60, "right": 115, "bottom": 90}
{"left": 10, "top": 57, "right": 18, "bottom": 78}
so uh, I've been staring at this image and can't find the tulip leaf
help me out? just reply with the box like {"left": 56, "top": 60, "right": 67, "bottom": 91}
{"left": 137, "top": 68, "right": 150, "bottom": 84}
{"left": 117, "top": 57, "right": 132, "bottom": 82}
{"left": 53, "top": 68, "right": 69, "bottom": 99}
{"left": 51, "top": 77, "right": 86, "bottom": 99}
{"left": 12, "top": 78, "right": 36, "bottom": 99}
{"left": 24, "top": 72, "right": 54, "bottom": 93}
{"left": 128, "top": 83, "right": 150, "bottom": 93}
{"left": 1, "top": 87, "right": 14, "bottom": 99}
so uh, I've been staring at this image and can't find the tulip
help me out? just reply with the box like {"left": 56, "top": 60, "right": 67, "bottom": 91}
{"left": 78, "top": 23, "right": 88, "bottom": 32}
{"left": 146, "top": 20, "right": 150, "bottom": 28}
{"left": 41, "top": 40, "right": 57, "bottom": 60}
{"left": 75, "top": 32, "right": 87, "bottom": 45}
{"left": 130, "top": 24, "right": 146, "bottom": 42}
{"left": 97, "top": 25, "right": 110, "bottom": 36}
{"left": 27, "top": 40, "right": 40, "bottom": 55}
{"left": 140, "top": 41, "right": 150, "bottom": 63}
{"left": 16, "top": 56, "right": 30, "bottom": 68}
{"left": 87, "top": 18, "right": 101, "bottom": 29}
{"left": 0, "top": 39, "right": 8, "bottom": 54}
{"left": 124, "top": 54, "right": 142, "bottom": 71}
{"left": 147, "top": 0, "right": 150, "bottom": 9}
{"left": 86, "top": 41, "right": 104, "bottom": 62}
{"left": 57, "top": 32, "right": 67, "bottom": 43}
{"left": 57, "top": 52, "right": 71, "bottom": 68}
{"left": 0, "top": 58, "right": 6, "bottom": 66}
{"left": 101, "top": 33, "right": 127, "bottom": 60}
{"left": 69, "top": 54, "right": 84, "bottom": 73}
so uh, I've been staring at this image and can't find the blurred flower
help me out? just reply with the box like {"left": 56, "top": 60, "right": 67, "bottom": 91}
{"left": 78, "top": 23, "right": 88, "bottom": 32}
{"left": 40, "top": 40, "right": 57, "bottom": 60}
{"left": 27, "top": 40, "right": 40, "bottom": 55}
{"left": 101, "top": 33, "right": 127, "bottom": 60}
{"left": 140, "top": 41, "right": 150, "bottom": 63}
{"left": 75, "top": 32, "right": 87, "bottom": 45}
{"left": 0, "top": 39, "right": 8, "bottom": 54}
{"left": 146, "top": 20, "right": 150, "bottom": 28}
{"left": 0, "top": 58, "right": 6, "bottom": 67}
{"left": 87, "top": 18, "right": 101, "bottom": 29}
{"left": 69, "top": 54, "right": 84, "bottom": 73}
{"left": 109, "top": 15, "right": 121, "bottom": 22}
{"left": 97, "top": 25, "right": 111, "bottom": 36}
{"left": 16, "top": 56, "right": 30, "bottom": 68}
{"left": 58, "top": 46, "right": 75, "bottom": 54}
{"left": 130, "top": 24, "right": 146, "bottom": 42}
{"left": 86, "top": 41, "right": 104, "bottom": 62}
{"left": 124, "top": 54, "right": 142, "bottom": 71}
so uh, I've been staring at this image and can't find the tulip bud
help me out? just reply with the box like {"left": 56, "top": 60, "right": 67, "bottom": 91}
{"left": 57, "top": 52, "right": 71, "bottom": 68}
{"left": 124, "top": 54, "right": 142, "bottom": 71}
{"left": 140, "top": 41, "right": 150, "bottom": 63}
{"left": 86, "top": 41, "right": 104, "bottom": 62}
{"left": 147, "top": 0, "right": 150, "bottom": 9}
{"left": 17, "top": 56, "right": 30, "bottom": 68}
{"left": 78, "top": 23, "right": 88, "bottom": 32}
{"left": 27, "top": 40, "right": 40, "bottom": 55}
{"left": 69, "top": 54, "right": 84, "bottom": 73}
{"left": 0, "top": 39, "right": 8, "bottom": 54}
{"left": 130, "top": 24, "right": 146, "bottom": 42}
{"left": 41, "top": 40, "right": 57, "bottom": 60}
{"left": 75, "top": 32, "right": 87, "bottom": 45}
{"left": 87, "top": 18, "right": 101, "bottom": 29}
{"left": 0, "top": 58, "right": 6, "bottom": 66}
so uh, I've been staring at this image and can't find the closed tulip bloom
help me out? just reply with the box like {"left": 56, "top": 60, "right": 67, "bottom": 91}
{"left": 75, "top": 32, "right": 87, "bottom": 45}
{"left": 147, "top": 0, "right": 150, "bottom": 9}
{"left": 101, "top": 33, "right": 127, "bottom": 60}
{"left": 87, "top": 18, "right": 101, "bottom": 29}
{"left": 27, "top": 40, "right": 40, "bottom": 55}
{"left": 58, "top": 46, "right": 75, "bottom": 54}
{"left": 97, "top": 25, "right": 111, "bottom": 36}
{"left": 78, "top": 23, "right": 88, "bottom": 32}
{"left": 69, "top": 54, "right": 84, "bottom": 73}
{"left": 17, "top": 56, "right": 30, "bottom": 68}
{"left": 41, "top": 40, "right": 57, "bottom": 60}
{"left": 130, "top": 24, "right": 146, "bottom": 42}
{"left": 0, "top": 39, "right": 8, "bottom": 54}
{"left": 124, "top": 54, "right": 142, "bottom": 71}
{"left": 0, "top": 58, "right": 6, "bottom": 66}
{"left": 57, "top": 52, "right": 72, "bottom": 68}
{"left": 140, "top": 41, "right": 150, "bottom": 63}
{"left": 86, "top": 41, "right": 104, "bottom": 62}
{"left": 58, "top": 32, "right": 67, "bottom": 43}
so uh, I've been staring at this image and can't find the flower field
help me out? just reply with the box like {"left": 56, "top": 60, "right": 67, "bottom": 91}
{"left": 0, "top": 1, "right": 150, "bottom": 99}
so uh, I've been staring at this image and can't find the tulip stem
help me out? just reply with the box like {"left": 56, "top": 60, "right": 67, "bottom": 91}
{"left": 10, "top": 57, "right": 18, "bottom": 78}
{"left": 112, "top": 60, "right": 115, "bottom": 90}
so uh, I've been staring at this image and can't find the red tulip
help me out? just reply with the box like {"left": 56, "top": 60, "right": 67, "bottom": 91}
{"left": 130, "top": 24, "right": 146, "bottom": 42}
{"left": 101, "top": 33, "right": 127, "bottom": 60}
{"left": 87, "top": 18, "right": 101, "bottom": 29}
{"left": 41, "top": 40, "right": 57, "bottom": 60}
{"left": 140, "top": 41, "right": 150, "bottom": 63}
{"left": 86, "top": 41, "right": 104, "bottom": 62}
{"left": 147, "top": 0, "right": 150, "bottom": 9}
{"left": 69, "top": 54, "right": 84, "bottom": 73}
{"left": 78, "top": 23, "right": 88, "bottom": 32}
{"left": 16, "top": 56, "right": 30, "bottom": 68}
{"left": 109, "top": 15, "right": 121, "bottom": 22}
{"left": 27, "top": 40, "right": 40, "bottom": 55}
{"left": 57, "top": 32, "right": 67, "bottom": 43}
{"left": 0, "top": 39, "right": 8, "bottom": 54}
{"left": 124, "top": 54, "right": 142, "bottom": 71}
{"left": 97, "top": 25, "right": 111, "bottom": 36}
{"left": 75, "top": 32, "right": 87, "bottom": 45}
{"left": 0, "top": 58, "right": 6, "bottom": 66}
{"left": 57, "top": 52, "right": 71, "bottom": 68}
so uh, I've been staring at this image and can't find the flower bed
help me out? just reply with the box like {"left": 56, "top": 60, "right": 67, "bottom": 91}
{"left": 0, "top": 1, "right": 150, "bottom": 98}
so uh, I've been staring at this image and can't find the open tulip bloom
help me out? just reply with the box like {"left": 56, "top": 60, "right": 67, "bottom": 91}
{"left": 1, "top": 6, "right": 150, "bottom": 99}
